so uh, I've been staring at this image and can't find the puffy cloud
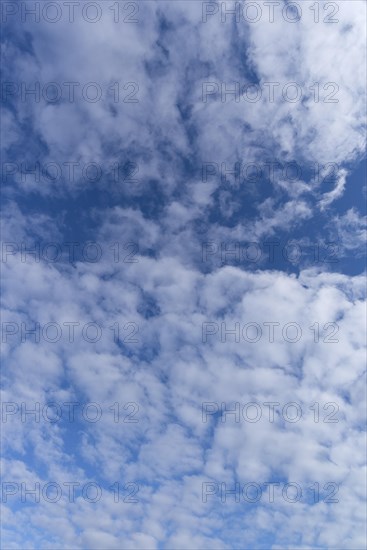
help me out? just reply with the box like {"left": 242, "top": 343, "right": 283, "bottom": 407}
{"left": 1, "top": 1, "right": 366, "bottom": 548}
{"left": 1, "top": 236, "right": 366, "bottom": 548}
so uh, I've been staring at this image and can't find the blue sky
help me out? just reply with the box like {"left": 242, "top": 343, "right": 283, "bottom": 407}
{"left": 1, "top": 1, "right": 366, "bottom": 549}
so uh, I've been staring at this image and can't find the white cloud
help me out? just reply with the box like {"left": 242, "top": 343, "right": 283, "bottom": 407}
{"left": 1, "top": 2, "right": 366, "bottom": 548}
{"left": 1, "top": 238, "right": 366, "bottom": 548}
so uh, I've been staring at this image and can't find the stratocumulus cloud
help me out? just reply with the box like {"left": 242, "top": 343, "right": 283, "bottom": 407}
{"left": 1, "top": 1, "right": 366, "bottom": 549}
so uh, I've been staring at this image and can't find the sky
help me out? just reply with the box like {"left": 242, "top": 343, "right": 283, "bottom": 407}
{"left": 0, "top": 1, "right": 366, "bottom": 549}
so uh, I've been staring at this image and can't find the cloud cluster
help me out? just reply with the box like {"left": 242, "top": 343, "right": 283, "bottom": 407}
{"left": 1, "top": 228, "right": 366, "bottom": 547}
{"left": 1, "top": 1, "right": 366, "bottom": 548}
